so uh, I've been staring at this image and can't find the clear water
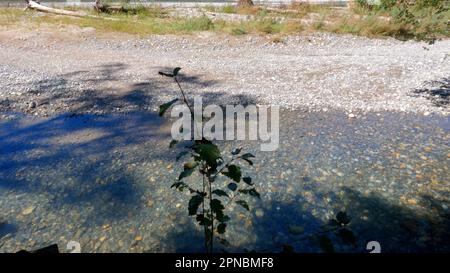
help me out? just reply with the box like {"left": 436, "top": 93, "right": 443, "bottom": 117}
{"left": 0, "top": 110, "right": 449, "bottom": 253}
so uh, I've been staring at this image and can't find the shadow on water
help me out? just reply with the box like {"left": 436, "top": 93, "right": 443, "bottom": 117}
{"left": 154, "top": 201, "right": 323, "bottom": 253}
{"left": 0, "top": 63, "right": 259, "bottom": 250}
{"left": 147, "top": 186, "right": 450, "bottom": 253}
{"left": 0, "top": 112, "right": 170, "bottom": 224}
{"left": 0, "top": 222, "right": 18, "bottom": 241}
{"left": 338, "top": 188, "right": 450, "bottom": 252}
{"left": 156, "top": 169, "right": 450, "bottom": 253}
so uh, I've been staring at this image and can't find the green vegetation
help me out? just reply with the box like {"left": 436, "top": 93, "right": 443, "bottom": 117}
{"left": 158, "top": 67, "right": 260, "bottom": 253}
{"left": 1, "top": 1, "right": 448, "bottom": 41}
{"left": 349, "top": 0, "right": 449, "bottom": 41}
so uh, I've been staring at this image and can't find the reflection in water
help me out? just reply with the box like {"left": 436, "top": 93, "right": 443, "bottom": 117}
{"left": 0, "top": 110, "right": 449, "bottom": 252}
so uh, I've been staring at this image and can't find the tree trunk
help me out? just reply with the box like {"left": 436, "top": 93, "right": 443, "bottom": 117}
{"left": 94, "top": 0, "right": 102, "bottom": 11}
{"left": 237, "top": 0, "right": 254, "bottom": 8}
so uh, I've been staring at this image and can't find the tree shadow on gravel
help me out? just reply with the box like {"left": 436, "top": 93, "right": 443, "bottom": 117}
{"left": 0, "top": 62, "right": 228, "bottom": 115}
{"left": 410, "top": 77, "right": 449, "bottom": 107}
{"left": 156, "top": 66, "right": 218, "bottom": 88}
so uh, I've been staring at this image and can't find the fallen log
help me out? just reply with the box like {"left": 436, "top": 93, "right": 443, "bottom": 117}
{"left": 25, "top": 0, "right": 119, "bottom": 21}
{"left": 26, "top": 0, "right": 88, "bottom": 18}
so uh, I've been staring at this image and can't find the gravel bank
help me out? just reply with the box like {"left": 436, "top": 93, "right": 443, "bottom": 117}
{"left": 0, "top": 26, "right": 449, "bottom": 116}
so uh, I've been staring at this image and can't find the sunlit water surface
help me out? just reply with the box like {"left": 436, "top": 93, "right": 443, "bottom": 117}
{"left": 0, "top": 110, "right": 449, "bottom": 252}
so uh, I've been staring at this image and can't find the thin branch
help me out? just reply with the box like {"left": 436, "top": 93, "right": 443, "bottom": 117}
{"left": 202, "top": 172, "right": 208, "bottom": 252}
{"left": 174, "top": 76, "right": 194, "bottom": 117}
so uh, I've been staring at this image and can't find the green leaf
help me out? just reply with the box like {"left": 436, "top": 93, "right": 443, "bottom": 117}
{"left": 196, "top": 214, "right": 211, "bottom": 226}
{"left": 231, "top": 147, "right": 242, "bottom": 155}
{"left": 248, "top": 188, "right": 260, "bottom": 199}
{"left": 171, "top": 182, "right": 188, "bottom": 191}
{"left": 240, "top": 152, "right": 255, "bottom": 165}
{"left": 188, "top": 195, "right": 203, "bottom": 216}
{"left": 318, "top": 235, "right": 335, "bottom": 253}
{"left": 222, "top": 165, "right": 241, "bottom": 182}
{"left": 242, "top": 177, "right": 253, "bottom": 185}
{"left": 238, "top": 188, "right": 259, "bottom": 198}
{"left": 337, "top": 228, "right": 357, "bottom": 246}
{"left": 217, "top": 214, "right": 230, "bottom": 223}
{"left": 169, "top": 139, "right": 178, "bottom": 148}
{"left": 193, "top": 143, "right": 221, "bottom": 168}
{"left": 217, "top": 223, "right": 227, "bottom": 234}
{"left": 211, "top": 199, "right": 225, "bottom": 219}
{"left": 336, "top": 211, "right": 351, "bottom": 225}
{"left": 328, "top": 219, "right": 340, "bottom": 227}
{"left": 227, "top": 182, "right": 237, "bottom": 191}
{"left": 211, "top": 199, "right": 224, "bottom": 211}
{"left": 178, "top": 168, "right": 194, "bottom": 180}
{"left": 158, "top": 71, "right": 173, "bottom": 77}
{"left": 242, "top": 158, "right": 253, "bottom": 166}
{"left": 173, "top": 67, "right": 182, "bottom": 76}
{"left": 235, "top": 200, "right": 249, "bottom": 211}
{"left": 212, "top": 189, "right": 229, "bottom": 198}
{"left": 241, "top": 153, "right": 255, "bottom": 159}
{"left": 159, "top": 98, "right": 179, "bottom": 117}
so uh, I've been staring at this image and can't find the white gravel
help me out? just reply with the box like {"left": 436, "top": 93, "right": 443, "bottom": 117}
{"left": 0, "top": 26, "right": 449, "bottom": 116}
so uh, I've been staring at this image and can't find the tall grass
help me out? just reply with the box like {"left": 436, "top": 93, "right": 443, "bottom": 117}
{"left": 350, "top": 0, "right": 450, "bottom": 41}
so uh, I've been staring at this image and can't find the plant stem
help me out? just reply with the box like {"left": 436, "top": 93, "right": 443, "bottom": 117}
{"left": 202, "top": 173, "right": 208, "bottom": 253}
{"left": 174, "top": 76, "right": 204, "bottom": 139}
{"left": 208, "top": 175, "right": 214, "bottom": 253}
{"left": 211, "top": 156, "right": 238, "bottom": 180}
{"left": 174, "top": 76, "right": 194, "bottom": 116}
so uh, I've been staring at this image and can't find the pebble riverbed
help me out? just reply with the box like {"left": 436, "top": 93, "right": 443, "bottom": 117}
{"left": 0, "top": 109, "right": 449, "bottom": 252}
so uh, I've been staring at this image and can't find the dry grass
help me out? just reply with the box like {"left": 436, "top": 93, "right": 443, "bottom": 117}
{"left": 1, "top": 4, "right": 448, "bottom": 40}
{"left": 0, "top": 8, "right": 214, "bottom": 35}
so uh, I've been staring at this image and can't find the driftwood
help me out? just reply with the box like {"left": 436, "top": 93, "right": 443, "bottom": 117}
{"left": 25, "top": 0, "right": 119, "bottom": 21}
{"left": 26, "top": 0, "right": 87, "bottom": 18}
